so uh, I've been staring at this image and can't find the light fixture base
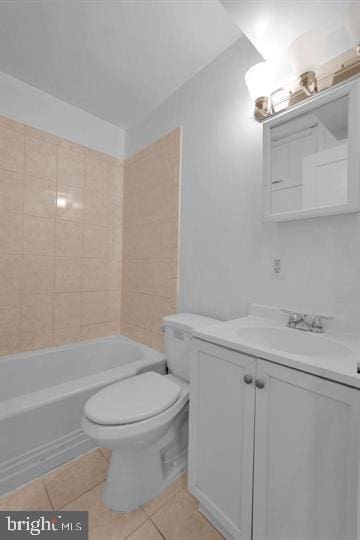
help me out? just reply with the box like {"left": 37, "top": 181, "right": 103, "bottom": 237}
{"left": 254, "top": 96, "right": 271, "bottom": 120}
{"left": 298, "top": 71, "right": 318, "bottom": 96}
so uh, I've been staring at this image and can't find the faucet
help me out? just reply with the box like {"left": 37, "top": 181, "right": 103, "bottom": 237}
{"left": 281, "top": 309, "right": 333, "bottom": 333}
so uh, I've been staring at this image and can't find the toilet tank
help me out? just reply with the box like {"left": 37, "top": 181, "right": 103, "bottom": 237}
{"left": 162, "top": 313, "right": 219, "bottom": 382}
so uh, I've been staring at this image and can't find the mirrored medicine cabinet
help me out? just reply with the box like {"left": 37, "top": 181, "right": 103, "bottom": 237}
{"left": 263, "top": 78, "right": 360, "bottom": 221}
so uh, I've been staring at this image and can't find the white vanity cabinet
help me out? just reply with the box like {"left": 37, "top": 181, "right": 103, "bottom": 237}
{"left": 188, "top": 339, "right": 360, "bottom": 540}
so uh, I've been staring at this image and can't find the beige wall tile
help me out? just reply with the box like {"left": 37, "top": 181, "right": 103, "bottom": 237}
{"left": 85, "top": 149, "right": 111, "bottom": 193}
{"left": 82, "top": 291, "right": 108, "bottom": 325}
{"left": 107, "top": 259, "right": 122, "bottom": 290}
{"left": 122, "top": 292, "right": 175, "bottom": 335}
{"left": 25, "top": 136, "right": 57, "bottom": 181}
{"left": 57, "top": 145, "right": 85, "bottom": 188}
{"left": 54, "top": 292, "right": 82, "bottom": 330}
{"left": 0, "top": 327, "right": 21, "bottom": 356}
{"left": 0, "top": 295, "right": 21, "bottom": 329}
{"left": 0, "top": 116, "right": 25, "bottom": 134}
{"left": 21, "top": 293, "right": 53, "bottom": 333}
{"left": 121, "top": 129, "right": 180, "bottom": 349}
{"left": 108, "top": 203, "right": 123, "bottom": 228}
{"left": 108, "top": 226, "right": 122, "bottom": 259}
{"left": 55, "top": 257, "right": 82, "bottom": 292}
{"left": 83, "top": 224, "right": 108, "bottom": 258}
{"left": 0, "top": 169, "right": 24, "bottom": 214}
{"left": 23, "top": 255, "right": 54, "bottom": 294}
{"left": 109, "top": 160, "right": 124, "bottom": 200}
{"left": 56, "top": 220, "right": 82, "bottom": 257}
{"left": 0, "top": 295, "right": 21, "bottom": 353}
{"left": 0, "top": 211, "right": 23, "bottom": 254}
{"left": 83, "top": 258, "right": 108, "bottom": 291}
{"left": 107, "top": 291, "right": 121, "bottom": 322}
{"left": 25, "top": 125, "right": 58, "bottom": 145}
{"left": 83, "top": 189, "right": 108, "bottom": 226}
{"left": 80, "top": 322, "right": 116, "bottom": 340}
{"left": 44, "top": 449, "right": 108, "bottom": 510}
{"left": 123, "top": 218, "right": 177, "bottom": 260}
{"left": 58, "top": 138, "right": 86, "bottom": 155}
{"left": 122, "top": 323, "right": 164, "bottom": 352}
{"left": 56, "top": 186, "right": 83, "bottom": 222}
{"left": 21, "top": 328, "right": 53, "bottom": 352}
{"left": 123, "top": 258, "right": 174, "bottom": 298}
{"left": 23, "top": 215, "right": 55, "bottom": 255}
{"left": 0, "top": 126, "right": 25, "bottom": 173}
{"left": 0, "top": 254, "right": 22, "bottom": 295}
{"left": 0, "top": 116, "right": 124, "bottom": 355}
{"left": 0, "top": 479, "right": 52, "bottom": 511}
{"left": 53, "top": 325, "right": 81, "bottom": 346}
{"left": 24, "top": 176, "right": 56, "bottom": 218}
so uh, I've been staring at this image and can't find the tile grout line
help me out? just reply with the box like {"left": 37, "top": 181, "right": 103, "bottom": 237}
{"left": 149, "top": 517, "right": 167, "bottom": 540}
{"left": 57, "top": 478, "right": 105, "bottom": 511}
{"left": 41, "top": 479, "right": 54, "bottom": 511}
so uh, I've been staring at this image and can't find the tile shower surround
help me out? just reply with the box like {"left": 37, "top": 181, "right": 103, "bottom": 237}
{"left": 121, "top": 128, "right": 181, "bottom": 352}
{"left": 0, "top": 116, "right": 124, "bottom": 354}
{"left": 0, "top": 117, "right": 180, "bottom": 354}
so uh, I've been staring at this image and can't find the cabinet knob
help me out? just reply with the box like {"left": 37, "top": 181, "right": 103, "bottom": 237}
{"left": 243, "top": 374, "right": 253, "bottom": 385}
{"left": 255, "top": 378, "right": 265, "bottom": 389}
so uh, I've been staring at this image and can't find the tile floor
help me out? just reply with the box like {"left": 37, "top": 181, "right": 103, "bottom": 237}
{"left": 0, "top": 449, "right": 223, "bottom": 539}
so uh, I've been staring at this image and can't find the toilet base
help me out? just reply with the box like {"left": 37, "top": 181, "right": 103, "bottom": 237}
{"left": 101, "top": 404, "right": 189, "bottom": 512}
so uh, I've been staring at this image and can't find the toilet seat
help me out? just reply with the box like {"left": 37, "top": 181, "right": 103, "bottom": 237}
{"left": 82, "top": 375, "right": 189, "bottom": 446}
{"left": 84, "top": 372, "right": 181, "bottom": 425}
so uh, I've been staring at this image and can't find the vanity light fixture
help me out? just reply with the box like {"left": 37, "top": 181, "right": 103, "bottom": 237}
{"left": 289, "top": 31, "right": 324, "bottom": 96}
{"left": 245, "top": 61, "right": 275, "bottom": 120}
{"left": 270, "top": 87, "right": 290, "bottom": 113}
{"left": 345, "top": 2, "right": 360, "bottom": 57}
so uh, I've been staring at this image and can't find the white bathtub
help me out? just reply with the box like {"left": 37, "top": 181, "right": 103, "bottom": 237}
{"left": 0, "top": 336, "right": 166, "bottom": 496}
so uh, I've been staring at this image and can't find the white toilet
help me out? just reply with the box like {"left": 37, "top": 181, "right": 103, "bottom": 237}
{"left": 81, "top": 313, "right": 218, "bottom": 512}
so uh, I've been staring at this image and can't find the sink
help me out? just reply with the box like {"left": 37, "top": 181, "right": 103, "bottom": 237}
{"left": 236, "top": 326, "right": 352, "bottom": 357}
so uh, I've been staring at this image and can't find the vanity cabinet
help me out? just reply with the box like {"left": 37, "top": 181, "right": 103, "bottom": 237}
{"left": 188, "top": 339, "right": 360, "bottom": 540}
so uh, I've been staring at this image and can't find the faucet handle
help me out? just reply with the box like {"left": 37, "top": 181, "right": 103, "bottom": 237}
{"left": 311, "top": 314, "right": 333, "bottom": 333}
{"left": 281, "top": 308, "right": 306, "bottom": 327}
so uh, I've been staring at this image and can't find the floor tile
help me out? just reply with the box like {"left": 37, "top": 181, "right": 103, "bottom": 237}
{"left": 151, "top": 489, "right": 223, "bottom": 540}
{"left": 127, "top": 519, "right": 164, "bottom": 540}
{"left": 99, "top": 448, "right": 112, "bottom": 462}
{"left": 43, "top": 449, "right": 108, "bottom": 509}
{"left": 143, "top": 472, "right": 187, "bottom": 516}
{"left": 64, "top": 483, "right": 147, "bottom": 540}
{"left": 0, "top": 479, "right": 52, "bottom": 511}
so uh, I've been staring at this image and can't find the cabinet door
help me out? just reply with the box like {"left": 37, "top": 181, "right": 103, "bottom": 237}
{"left": 188, "top": 340, "right": 256, "bottom": 540}
{"left": 253, "top": 360, "right": 360, "bottom": 540}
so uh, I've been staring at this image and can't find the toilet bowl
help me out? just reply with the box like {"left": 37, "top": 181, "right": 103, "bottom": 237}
{"left": 82, "top": 313, "right": 219, "bottom": 512}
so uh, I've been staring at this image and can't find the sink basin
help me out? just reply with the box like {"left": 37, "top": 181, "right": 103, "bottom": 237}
{"left": 236, "top": 326, "right": 352, "bottom": 357}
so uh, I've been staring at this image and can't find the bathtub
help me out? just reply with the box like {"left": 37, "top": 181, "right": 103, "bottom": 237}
{"left": 0, "top": 336, "right": 166, "bottom": 496}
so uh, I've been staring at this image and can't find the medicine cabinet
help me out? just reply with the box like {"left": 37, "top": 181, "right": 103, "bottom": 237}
{"left": 263, "top": 78, "right": 360, "bottom": 221}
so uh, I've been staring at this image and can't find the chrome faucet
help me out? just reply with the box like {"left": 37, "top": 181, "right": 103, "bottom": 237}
{"left": 281, "top": 309, "right": 333, "bottom": 333}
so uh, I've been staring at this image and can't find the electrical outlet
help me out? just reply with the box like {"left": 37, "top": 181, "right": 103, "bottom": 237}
{"left": 272, "top": 256, "right": 283, "bottom": 279}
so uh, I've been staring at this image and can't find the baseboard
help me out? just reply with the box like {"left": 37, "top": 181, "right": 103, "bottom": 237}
{"left": 0, "top": 430, "right": 95, "bottom": 497}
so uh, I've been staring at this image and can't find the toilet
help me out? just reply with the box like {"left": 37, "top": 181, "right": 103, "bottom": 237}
{"left": 81, "top": 313, "right": 218, "bottom": 512}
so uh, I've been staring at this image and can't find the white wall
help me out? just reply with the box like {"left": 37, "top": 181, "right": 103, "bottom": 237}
{"left": 126, "top": 37, "right": 360, "bottom": 322}
{"left": 0, "top": 72, "right": 125, "bottom": 158}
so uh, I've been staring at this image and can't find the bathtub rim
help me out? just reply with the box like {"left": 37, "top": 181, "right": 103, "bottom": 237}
{"left": 0, "top": 335, "right": 165, "bottom": 421}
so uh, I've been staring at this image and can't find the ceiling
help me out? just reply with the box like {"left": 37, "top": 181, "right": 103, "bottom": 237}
{"left": 0, "top": 0, "right": 242, "bottom": 128}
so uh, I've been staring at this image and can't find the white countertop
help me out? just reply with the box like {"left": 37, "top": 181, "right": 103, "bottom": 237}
{"left": 193, "top": 314, "right": 360, "bottom": 389}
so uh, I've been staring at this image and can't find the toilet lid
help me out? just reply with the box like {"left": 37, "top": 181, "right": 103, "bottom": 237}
{"left": 84, "top": 372, "right": 181, "bottom": 425}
